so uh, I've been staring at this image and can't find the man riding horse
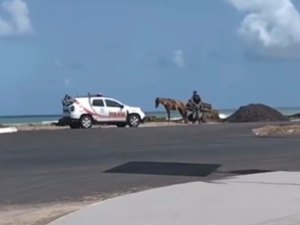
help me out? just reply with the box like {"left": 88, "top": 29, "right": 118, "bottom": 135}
{"left": 187, "top": 90, "right": 203, "bottom": 124}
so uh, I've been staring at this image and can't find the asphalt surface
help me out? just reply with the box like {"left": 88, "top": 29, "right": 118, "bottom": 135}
{"left": 1, "top": 122, "right": 300, "bottom": 205}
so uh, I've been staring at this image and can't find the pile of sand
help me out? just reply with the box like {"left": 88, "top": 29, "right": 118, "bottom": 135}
{"left": 226, "top": 104, "right": 288, "bottom": 123}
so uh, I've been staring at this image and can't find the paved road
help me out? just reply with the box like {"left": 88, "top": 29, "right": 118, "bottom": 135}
{"left": 1, "top": 122, "right": 300, "bottom": 205}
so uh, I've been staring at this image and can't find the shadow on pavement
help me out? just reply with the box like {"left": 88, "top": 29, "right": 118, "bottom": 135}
{"left": 228, "top": 169, "right": 273, "bottom": 175}
{"left": 104, "top": 161, "right": 221, "bottom": 177}
{"left": 104, "top": 161, "right": 275, "bottom": 178}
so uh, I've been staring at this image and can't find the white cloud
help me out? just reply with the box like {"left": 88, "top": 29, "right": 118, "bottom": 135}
{"left": 64, "top": 78, "right": 71, "bottom": 88}
{"left": 229, "top": 0, "right": 300, "bottom": 57}
{"left": 0, "top": 0, "right": 33, "bottom": 37}
{"left": 55, "top": 59, "right": 62, "bottom": 68}
{"left": 173, "top": 50, "right": 186, "bottom": 68}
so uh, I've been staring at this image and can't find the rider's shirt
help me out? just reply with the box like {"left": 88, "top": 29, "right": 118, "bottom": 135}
{"left": 192, "top": 94, "right": 201, "bottom": 104}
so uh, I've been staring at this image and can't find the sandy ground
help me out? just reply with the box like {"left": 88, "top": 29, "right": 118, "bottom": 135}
{"left": 14, "top": 121, "right": 199, "bottom": 132}
{"left": 0, "top": 188, "right": 150, "bottom": 225}
{"left": 253, "top": 124, "right": 300, "bottom": 136}
{"left": 0, "top": 202, "right": 87, "bottom": 225}
{"left": 15, "top": 122, "right": 300, "bottom": 135}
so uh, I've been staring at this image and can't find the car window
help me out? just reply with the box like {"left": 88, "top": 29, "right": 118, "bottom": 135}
{"left": 92, "top": 99, "right": 104, "bottom": 107}
{"left": 105, "top": 99, "right": 122, "bottom": 108}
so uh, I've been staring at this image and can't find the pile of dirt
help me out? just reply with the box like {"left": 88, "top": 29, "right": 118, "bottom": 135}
{"left": 226, "top": 104, "right": 288, "bottom": 123}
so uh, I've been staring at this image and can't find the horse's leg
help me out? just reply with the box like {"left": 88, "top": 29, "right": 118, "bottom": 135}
{"left": 184, "top": 110, "right": 188, "bottom": 123}
{"left": 178, "top": 109, "right": 183, "bottom": 123}
{"left": 197, "top": 106, "right": 201, "bottom": 124}
{"left": 178, "top": 108, "right": 187, "bottom": 123}
{"left": 191, "top": 104, "right": 196, "bottom": 124}
{"left": 165, "top": 107, "right": 171, "bottom": 121}
{"left": 183, "top": 107, "right": 189, "bottom": 123}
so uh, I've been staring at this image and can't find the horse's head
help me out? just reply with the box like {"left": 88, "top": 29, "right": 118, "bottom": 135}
{"left": 155, "top": 97, "right": 160, "bottom": 108}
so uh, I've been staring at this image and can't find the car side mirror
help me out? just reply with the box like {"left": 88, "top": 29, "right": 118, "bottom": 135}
{"left": 120, "top": 105, "right": 124, "bottom": 108}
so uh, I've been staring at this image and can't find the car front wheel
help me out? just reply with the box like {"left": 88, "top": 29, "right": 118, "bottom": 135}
{"left": 128, "top": 114, "right": 141, "bottom": 127}
{"left": 80, "top": 115, "right": 93, "bottom": 129}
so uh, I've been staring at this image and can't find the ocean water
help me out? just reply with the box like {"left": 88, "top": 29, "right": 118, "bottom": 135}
{"left": 1, "top": 107, "right": 300, "bottom": 126}
{"left": 0, "top": 115, "right": 61, "bottom": 126}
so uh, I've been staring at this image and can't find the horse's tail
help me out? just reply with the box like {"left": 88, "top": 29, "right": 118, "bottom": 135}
{"left": 155, "top": 97, "right": 161, "bottom": 108}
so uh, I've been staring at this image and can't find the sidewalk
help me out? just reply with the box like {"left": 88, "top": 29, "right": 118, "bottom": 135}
{"left": 48, "top": 171, "right": 300, "bottom": 225}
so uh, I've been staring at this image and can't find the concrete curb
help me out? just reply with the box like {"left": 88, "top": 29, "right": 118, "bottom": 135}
{"left": 0, "top": 127, "right": 18, "bottom": 134}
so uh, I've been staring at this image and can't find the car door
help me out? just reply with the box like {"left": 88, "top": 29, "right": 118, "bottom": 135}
{"left": 104, "top": 99, "right": 127, "bottom": 122}
{"left": 91, "top": 98, "right": 110, "bottom": 122}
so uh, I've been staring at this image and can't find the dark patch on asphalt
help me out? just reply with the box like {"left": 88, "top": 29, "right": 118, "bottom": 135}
{"left": 104, "top": 161, "right": 221, "bottom": 177}
{"left": 105, "top": 162, "right": 274, "bottom": 177}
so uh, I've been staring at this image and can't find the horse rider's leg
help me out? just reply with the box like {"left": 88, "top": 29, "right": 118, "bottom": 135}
{"left": 194, "top": 103, "right": 201, "bottom": 124}
{"left": 198, "top": 105, "right": 203, "bottom": 124}
{"left": 192, "top": 103, "right": 197, "bottom": 124}
{"left": 192, "top": 111, "right": 196, "bottom": 124}
{"left": 191, "top": 108, "right": 195, "bottom": 124}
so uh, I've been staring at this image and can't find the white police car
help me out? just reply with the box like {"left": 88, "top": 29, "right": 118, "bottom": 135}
{"left": 62, "top": 94, "right": 146, "bottom": 129}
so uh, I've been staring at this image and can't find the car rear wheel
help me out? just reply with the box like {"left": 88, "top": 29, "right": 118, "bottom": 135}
{"left": 80, "top": 115, "right": 93, "bottom": 129}
{"left": 128, "top": 114, "right": 141, "bottom": 127}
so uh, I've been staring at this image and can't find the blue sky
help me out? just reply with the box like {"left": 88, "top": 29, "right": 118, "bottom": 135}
{"left": 1, "top": 0, "right": 300, "bottom": 115}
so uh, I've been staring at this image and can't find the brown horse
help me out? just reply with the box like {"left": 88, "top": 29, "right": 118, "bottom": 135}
{"left": 155, "top": 97, "right": 187, "bottom": 122}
